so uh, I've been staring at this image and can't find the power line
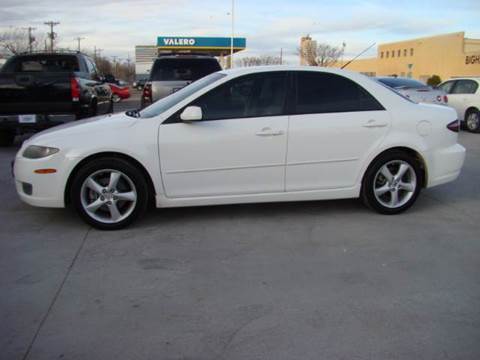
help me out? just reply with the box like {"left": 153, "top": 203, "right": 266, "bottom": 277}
{"left": 44, "top": 21, "right": 60, "bottom": 52}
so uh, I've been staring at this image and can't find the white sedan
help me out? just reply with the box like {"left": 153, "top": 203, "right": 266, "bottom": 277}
{"left": 13, "top": 66, "right": 466, "bottom": 230}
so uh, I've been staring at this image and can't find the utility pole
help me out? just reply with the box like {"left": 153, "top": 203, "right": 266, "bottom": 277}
{"left": 74, "top": 37, "right": 85, "bottom": 52}
{"left": 44, "top": 21, "right": 60, "bottom": 52}
{"left": 280, "top": 48, "right": 283, "bottom": 65}
{"left": 94, "top": 46, "right": 103, "bottom": 62}
{"left": 22, "top": 27, "right": 36, "bottom": 53}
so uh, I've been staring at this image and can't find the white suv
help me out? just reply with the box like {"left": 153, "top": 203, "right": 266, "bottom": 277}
{"left": 438, "top": 77, "right": 480, "bottom": 133}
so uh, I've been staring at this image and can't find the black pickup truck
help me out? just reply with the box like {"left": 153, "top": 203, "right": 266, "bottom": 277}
{"left": 0, "top": 52, "right": 113, "bottom": 146}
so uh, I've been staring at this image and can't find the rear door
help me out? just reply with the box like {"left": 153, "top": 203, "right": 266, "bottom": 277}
{"left": 151, "top": 58, "right": 221, "bottom": 101}
{"left": 286, "top": 71, "right": 390, "bottom": 191}
{"left": 447, "top": 80, "right": 479, "bottom": 120}
{"left": 158, "top": 71, "right": 289, "bottom": 198}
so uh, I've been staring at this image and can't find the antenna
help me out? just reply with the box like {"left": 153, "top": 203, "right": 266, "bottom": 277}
{"left": 341, "top": 43, "right": 376, "bottom": 69}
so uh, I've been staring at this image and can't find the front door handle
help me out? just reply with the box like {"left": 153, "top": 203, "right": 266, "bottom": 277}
{"left": 256, "top": 127, "right": 285, "bottom": 136}
{"left": 363, "top": 119, "right": 388, "bottom": 128}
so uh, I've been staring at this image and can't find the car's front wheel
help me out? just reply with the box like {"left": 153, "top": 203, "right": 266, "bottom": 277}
{"left": 361, "top": 151, "right": 422, "bottom": 214}
{"left": 465, "top": 109, "right": 480, "bottom": 133}
{"left": 71, "top": 157, "right": 149, "bottom": 230}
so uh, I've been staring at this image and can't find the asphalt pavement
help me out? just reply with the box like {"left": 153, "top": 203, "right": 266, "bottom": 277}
{"left": 1, "top": 95, "right": 479, "bottom": 360}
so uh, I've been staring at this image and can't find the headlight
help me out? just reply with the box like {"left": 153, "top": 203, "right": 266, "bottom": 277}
{"left": 23, "top": 145, "right": 59, "bottom": 159}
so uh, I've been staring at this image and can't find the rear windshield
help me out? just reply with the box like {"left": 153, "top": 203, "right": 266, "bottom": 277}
{"left": 150, "top": 58, "right": 221, "bottom": 81}
{"left": 377, "top": 77, "right": 428, "bottom": 89}
{"left": 2, "top": 55, "right": 79, "bottom": 73}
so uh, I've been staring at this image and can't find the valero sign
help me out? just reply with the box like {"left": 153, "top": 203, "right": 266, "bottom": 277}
{"left": 157, "top": 36, "right": 246, "bottom": 49}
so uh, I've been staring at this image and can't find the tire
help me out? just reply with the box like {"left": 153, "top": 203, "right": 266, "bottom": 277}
{"left": 70, "top": 157, "right": 149, "bottom": 230}
{"left": 112, "top": 94, "right": 121, "bottom": 103}
{"left": 361, "top": 151, "right": 423, "bottom": 215}
{"left": 107, "top": 99, "right": 114, "bottom": 114}
{"left": 465, "top": 109, "right": 480, "bottom": 133}
{"left": 0, "top": 131, "right": 15, "bottom": 147}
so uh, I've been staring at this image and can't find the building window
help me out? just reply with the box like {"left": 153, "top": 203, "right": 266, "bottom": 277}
{"left": 403, "top": 49, "right": 407, "bottom": 57}
{"left": 392, "top": 50, "right": 395, "bottom": 58}
{"left": 380, "top": 52, "right": 384, "bottom": 59}
{"left": 397, "top": 50, "right": 401, "bottom": 57}
{"left": 386, "top": 51, "right": 389, "bottom": 58}
{"left": 410, "top": 48, "right": 414, "bottom": 56}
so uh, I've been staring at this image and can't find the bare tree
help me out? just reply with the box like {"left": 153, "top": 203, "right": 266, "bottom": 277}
{"left": 236, "top": 55, "right": 282, "bottom": 67}
{"left": 299, "top": 40, "right": 345, "bottom": 67}
{"left": 0, "top": 28, "right": 45, "bottom": 55}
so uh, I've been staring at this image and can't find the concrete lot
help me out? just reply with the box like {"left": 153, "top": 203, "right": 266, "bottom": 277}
{"left": 1, "top": 96, "right": 479, "bottom": 359}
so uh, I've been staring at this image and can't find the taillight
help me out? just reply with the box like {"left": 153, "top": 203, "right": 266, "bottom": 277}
{"left": 447, "top": 120, "right": 459, "bottom": 133}
{"left": 443, "top": 95, "right": 448, "bottom": 103}
{"left": 70, "top": 77, "right": 80, "bottom": 102}
{"left": 142, "top": 83, "right": 152, "bottom": 103}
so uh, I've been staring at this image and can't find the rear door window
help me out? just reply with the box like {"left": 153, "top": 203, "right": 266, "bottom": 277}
{"left": 150, "top": 58, "right": 221, "bottom": 81}
{"left": 294, "top": 72, "right": 384, "bottom": 114}
{"left": 451, "top": 80, "right": 478, "bottom": 94}
{"left": 438, "top": 81, "right": 456, "bottom": 94}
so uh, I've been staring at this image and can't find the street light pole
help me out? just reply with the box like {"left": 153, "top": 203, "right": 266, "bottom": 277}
{"left": 44, "top": 21, "right": 59, "bottom": 52}
{"left": 75, "top": 37, "right": 85, "bottom": 52}
{"left": 230, "top": 0, "right": 235, "bottom": 68}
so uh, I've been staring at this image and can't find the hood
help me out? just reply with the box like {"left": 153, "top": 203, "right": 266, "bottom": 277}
{"left": 26, "top": 112, "right": 137, "bottom": 146}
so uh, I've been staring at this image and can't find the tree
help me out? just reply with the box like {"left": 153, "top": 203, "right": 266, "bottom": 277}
{"left": 427, "top": 75, "right": 442, "bottom": 87}
{"left": 299, "top": 38, "right": 345, "bottom": 67}
{"left": 0, "top": 28, "right": 45, "bottom": 55}
{"left": 236, "top": 55, "right": 282, "bottom": 67}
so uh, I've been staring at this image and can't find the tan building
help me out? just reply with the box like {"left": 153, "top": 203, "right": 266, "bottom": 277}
{"left": 334, "top": 32, "right": 480, "bottom": 82}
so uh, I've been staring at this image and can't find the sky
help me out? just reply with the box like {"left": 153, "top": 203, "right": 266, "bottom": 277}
{"left": 1, "top": 0, "right": 479, "bottom": 64}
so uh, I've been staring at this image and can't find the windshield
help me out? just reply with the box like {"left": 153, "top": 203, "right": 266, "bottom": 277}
{"left": 140, "top": 72, "right": 226, "bottom": 118}
{"left": 377, "top": 77, "right": 428, "bottom": 89}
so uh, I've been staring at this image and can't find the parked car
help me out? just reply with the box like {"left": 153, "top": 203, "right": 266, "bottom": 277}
{"left": 438, "top": 77, "right": 480, "bottom": 132}
{"left": 133, "top": 78, "right": 147, "bottom": 90}
{"left": 141, "top": 55, "right": 221, "bottom": 108}
{"left": 0, "top": 52, "right": 113, "bottom": 146}
{"left": 376, "top": 77, "right": 448, "bottom": 105}
{"left": 13, "top": 66, "right": 465, "bottom": 230}
{"left": 109, "top": 83, "right": 131, "bottom": 103}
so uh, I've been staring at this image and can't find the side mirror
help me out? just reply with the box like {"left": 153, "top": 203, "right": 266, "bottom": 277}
{"left": 180, "top": 106, "right": 202, "bottom": 122}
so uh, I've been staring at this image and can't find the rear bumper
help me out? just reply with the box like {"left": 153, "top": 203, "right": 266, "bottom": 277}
{"left": 426, "top": 143, "right": 466, "bottom": 188}
{"left": 0, "top": 114, "right": 77, "bottom": 133}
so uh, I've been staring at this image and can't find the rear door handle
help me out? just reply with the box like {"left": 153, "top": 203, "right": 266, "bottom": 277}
{"left": 363, "top": 119, "right": 388, "bottom": 128}
{"left": 256, "top": 128, "right": 285, "bottom": 136}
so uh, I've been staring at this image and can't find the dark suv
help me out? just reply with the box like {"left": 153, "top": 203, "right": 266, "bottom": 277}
{"left": 141, "top": 55, "right": 221, "bottom": 108}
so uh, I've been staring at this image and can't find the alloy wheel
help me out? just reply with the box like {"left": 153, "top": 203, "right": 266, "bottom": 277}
{"left": 373, "top": 160, "right": 417, "bottom": 209}
{"left": 466, "top": 112, "right": 479, "bottom": 131}
{"left": 80, "top": 169, "right": 137, "bottom": 224}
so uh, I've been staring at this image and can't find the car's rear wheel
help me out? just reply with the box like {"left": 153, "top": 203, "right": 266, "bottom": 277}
{"left": 465, "top": 109, "right": 480, "bottom": 133}
{"left": 361, "top": 151, "right": 422, "bottom": 214}
{"left": 71, "top": 157, "right": 149, "bottom": 230}
{"left": 0, "top": 131, "right": 15, "bottom": 147}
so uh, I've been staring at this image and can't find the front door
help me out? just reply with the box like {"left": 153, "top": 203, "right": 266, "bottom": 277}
{"left": 158, "top": 71, "right": 289, "bottom": 198}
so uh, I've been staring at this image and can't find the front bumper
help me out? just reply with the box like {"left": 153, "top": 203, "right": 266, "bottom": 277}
{"left": 13, "top": 152, "right": 76, "bottom": 208}
{"left": 426, "top": 143, "right": 466, "bottom": 188}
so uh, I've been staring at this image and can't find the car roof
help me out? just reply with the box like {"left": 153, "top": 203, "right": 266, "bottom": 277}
{"left": 219, "top": 65, "right": 363, "bottom": 78}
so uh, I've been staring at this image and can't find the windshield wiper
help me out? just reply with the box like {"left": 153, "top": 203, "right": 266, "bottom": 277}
{"left": 125, "top": 109, "right": 141, "bottom": 118}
